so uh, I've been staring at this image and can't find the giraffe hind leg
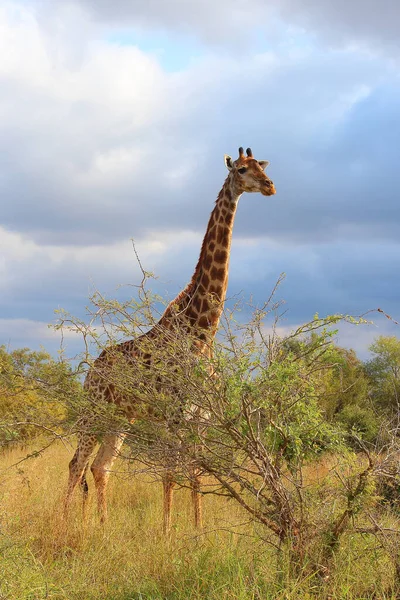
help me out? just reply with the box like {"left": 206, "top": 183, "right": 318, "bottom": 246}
{"left": 190, "top": 467, "right": 203, "bottom": 529}
{"left": 64, "top": 433, "right": 97, "bottom": 520}
{"left": 90, "top": 433, "right": 126, "bottom": 524}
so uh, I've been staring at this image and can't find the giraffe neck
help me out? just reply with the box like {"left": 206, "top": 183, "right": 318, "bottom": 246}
{"left": 161, "top": 176, "right": 242, "bottom": 340}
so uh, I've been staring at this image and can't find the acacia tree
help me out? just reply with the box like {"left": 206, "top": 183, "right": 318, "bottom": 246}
{"left": 54, "top": 278, "right": 400, "bottom": 584}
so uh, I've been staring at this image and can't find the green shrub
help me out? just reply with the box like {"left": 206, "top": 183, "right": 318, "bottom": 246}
{"left": 336, "top": 404, "right": 379, "bottom": 444}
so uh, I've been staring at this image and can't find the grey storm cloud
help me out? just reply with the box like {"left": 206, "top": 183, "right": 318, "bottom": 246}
{"left": 35, "top": 0, "right": 269, "bottom": 44}
{"left": 36, "top": 0, "right": 400, "bottom": 56}
{"left": 275, "top": 0, "right": 400, "bottom": 55}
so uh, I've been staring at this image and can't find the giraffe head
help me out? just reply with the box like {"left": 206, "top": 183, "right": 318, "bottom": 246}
{"left": 224, "top": 147, "right": 276, "bottom": 196}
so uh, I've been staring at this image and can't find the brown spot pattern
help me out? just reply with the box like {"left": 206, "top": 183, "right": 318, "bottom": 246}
{"left": 214, "top": 249, "right": 228, "bottom": 264}
{"left": 198, "top": 316, "right": 209, "bottom": 328}
{"left": 185, "top": 309, "right": 197, "bottom": 324}
{"left": 203, "top": 253, "right": 213, "bottom": 270}
{"left": 210, "top": 265, "right": 225, "bottom": 281}
{"left": 201, "top": 298, "right": 210, "bottom": 312}
{"left": 193, "top": 297, "right": 201, "bottom": 312}
{"left": 201, "top": 273, "right": 209, "bottom": 288}
{"left": 216, "top": 226, "right": 229, "bottom": 246}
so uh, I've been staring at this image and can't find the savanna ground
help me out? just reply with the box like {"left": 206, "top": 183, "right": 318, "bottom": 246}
{"left": 0, "top": 441, "right": 398, "bottom": 600}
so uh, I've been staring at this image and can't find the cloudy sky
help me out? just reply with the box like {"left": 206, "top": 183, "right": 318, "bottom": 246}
{"left": 1, "top": 0, "right": 399, "bottom": 358}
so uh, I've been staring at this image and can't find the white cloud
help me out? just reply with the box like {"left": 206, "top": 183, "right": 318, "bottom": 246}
{"left": 1, "top": 0, "right": 392, "bottom": 248}
{"left": 0, "top": 317, "right": 73, "bottom": 347}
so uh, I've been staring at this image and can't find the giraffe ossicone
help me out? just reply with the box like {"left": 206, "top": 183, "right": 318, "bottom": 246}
{"left": 64, "top": 147, "right": 276, "bottom": 531}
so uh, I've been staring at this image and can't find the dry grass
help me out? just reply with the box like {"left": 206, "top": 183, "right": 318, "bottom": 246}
{"left": 0, "top": 441, "right": 397, "bottom": 599}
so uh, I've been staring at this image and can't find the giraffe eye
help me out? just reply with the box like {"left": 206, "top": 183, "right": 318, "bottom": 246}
{"left": 238, "top": 167, "right": 247, "bottom": 174}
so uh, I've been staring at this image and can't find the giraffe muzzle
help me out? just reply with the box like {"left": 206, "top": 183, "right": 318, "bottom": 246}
{"left": 261, "top": 181, "right": 276, "bottom": 196}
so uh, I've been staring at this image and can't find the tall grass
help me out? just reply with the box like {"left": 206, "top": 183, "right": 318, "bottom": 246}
{"left": 0, "top": 441, "right": 397, "bottom": 599}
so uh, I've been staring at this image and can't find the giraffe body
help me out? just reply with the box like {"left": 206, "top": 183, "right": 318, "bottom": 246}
{"left": 64, "top": 147, "right": 276, "bottom": 530}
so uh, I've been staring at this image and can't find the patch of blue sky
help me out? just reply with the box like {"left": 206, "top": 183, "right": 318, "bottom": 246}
{"left": 106, "top": 28, "right": 204, "bottom": 72}
{"left": 105, "top": 21, "right": 316, "bottom": 73}
{"left": 251, "top": 22, "right": 316, "bottom": 55}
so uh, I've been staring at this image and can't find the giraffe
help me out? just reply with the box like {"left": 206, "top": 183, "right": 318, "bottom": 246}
{"left": 64, "top": 147, "right": 276, "bottom": 532}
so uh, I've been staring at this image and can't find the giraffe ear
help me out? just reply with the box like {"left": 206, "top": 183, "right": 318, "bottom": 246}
{"left": 258, "top": 160, "right": 270, "bottom": 170}
{"left": 224, "top": 155, "right": 234, "bottom": 171}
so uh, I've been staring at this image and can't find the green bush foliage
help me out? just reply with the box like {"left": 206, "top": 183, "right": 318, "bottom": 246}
{"left": 0, "top": 346, "right": 81, "bottom": 445}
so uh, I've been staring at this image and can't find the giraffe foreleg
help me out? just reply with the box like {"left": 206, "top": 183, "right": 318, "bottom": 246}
{"left": 64, "top": 433, "right": 97, "bottom": 520}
